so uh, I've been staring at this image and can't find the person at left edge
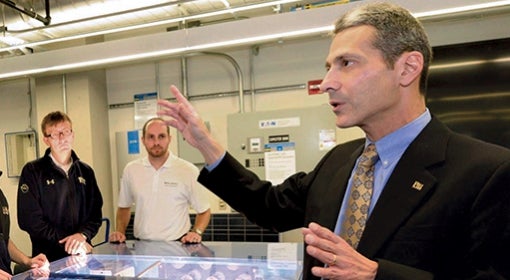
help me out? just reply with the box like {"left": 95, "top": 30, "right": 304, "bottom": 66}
{"left": 0, "top": 171, "right": 48, "bottom": 280}
{"left": 17, "top": 111, "right": 104, "bottom": 262}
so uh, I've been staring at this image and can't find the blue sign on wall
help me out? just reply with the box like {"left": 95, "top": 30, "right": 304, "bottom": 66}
{"left": 127, "top": 130, "right": 140, "bottom": 154}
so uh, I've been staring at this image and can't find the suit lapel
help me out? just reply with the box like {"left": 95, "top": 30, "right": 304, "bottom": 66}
{"left": 357, "top": 118, "right": 450, "bottom": 257}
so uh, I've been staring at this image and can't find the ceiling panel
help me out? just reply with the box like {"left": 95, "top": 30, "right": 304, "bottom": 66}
{"left": 0, "top": 0, "right": 308, "bottom": 58}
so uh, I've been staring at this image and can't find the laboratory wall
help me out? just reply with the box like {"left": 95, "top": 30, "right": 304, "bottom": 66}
{"left": 106, "top": 37, "right": 366, "bottom": 242}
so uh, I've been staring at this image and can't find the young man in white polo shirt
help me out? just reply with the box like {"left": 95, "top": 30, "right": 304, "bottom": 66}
{"left": 109, "top": 117, "right": 211, "bottom": 243}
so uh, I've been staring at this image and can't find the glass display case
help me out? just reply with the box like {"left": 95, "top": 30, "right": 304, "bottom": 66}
{"left": 14, "top": 241, "right": 303, "bottom": 280}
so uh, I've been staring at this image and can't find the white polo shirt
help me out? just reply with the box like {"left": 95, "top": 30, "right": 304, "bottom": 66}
{"left": 117, "top": 153, "right": 210, "bottom": 241}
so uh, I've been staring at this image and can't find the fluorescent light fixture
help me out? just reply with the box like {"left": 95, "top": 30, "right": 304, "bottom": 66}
{"left": 0, "top": 36, "right": 26, "bottom": 46}
{"left": 186, "top": 25, "right": 333, "bottom": 50}
{"left": 430, "top": 57, "right": 510, "bottom": 70}
{"left": 412, "top": 0, "right": 510, "bottom": 18}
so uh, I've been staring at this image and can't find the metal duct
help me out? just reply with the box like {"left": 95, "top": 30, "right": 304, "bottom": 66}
{"left": 0, "top": 0, "right": 51, "bottom": 26}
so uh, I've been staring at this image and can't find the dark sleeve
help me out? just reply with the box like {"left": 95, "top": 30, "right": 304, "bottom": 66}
{"left": 462, "top": 160, "right": 510, "bottom": 279}
{"left": 198, "top": 152, "right": 310, "bottom": 232}
{"left": 17, "top": 163, "right": 63, "bottom": 242}
{"left": 375, "top": 259, "right": 433, "bottom": 280}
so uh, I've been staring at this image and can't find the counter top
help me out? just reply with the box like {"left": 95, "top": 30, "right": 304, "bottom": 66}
{"left": 14, "top": 240, "right": 303, "bottom": 280}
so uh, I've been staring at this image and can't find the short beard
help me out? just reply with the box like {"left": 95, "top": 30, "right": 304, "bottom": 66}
{"left": 148, "top": 148, "right": 167, "bottom": 158}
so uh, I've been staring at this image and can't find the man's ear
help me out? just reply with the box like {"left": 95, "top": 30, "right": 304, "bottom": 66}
{"left": 398, "top": 51, "right": 424, "bottom": 87}
{"left": 42, "top": 136, "right": 50, "bottom": 146}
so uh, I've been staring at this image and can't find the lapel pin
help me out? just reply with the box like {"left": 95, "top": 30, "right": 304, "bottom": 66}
{"left": 78, "top": 177, "right": 86, "bottom": 184}
{"left": 411, "top": 181, "right": 424, "bottom": 191}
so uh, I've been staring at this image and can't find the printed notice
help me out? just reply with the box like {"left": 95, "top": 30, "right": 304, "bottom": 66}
{"left": 264, "top": 143, "right": 296, "bottom": 184}
{"left": 134, "top": 92, "right": 157, "bottom": 129}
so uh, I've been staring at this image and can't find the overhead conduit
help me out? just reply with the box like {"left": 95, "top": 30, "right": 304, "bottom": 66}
{"left": 0, "top": 0, "right": 51, "bottom": 26}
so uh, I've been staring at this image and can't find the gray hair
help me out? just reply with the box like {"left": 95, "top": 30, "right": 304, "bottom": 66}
{"left": 334, "top": 2, "right": 432, "bottom": 94}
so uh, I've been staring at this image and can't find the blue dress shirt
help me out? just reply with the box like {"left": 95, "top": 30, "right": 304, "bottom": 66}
{"left": 333, "top": 109, "right": 431, "bottom": 235}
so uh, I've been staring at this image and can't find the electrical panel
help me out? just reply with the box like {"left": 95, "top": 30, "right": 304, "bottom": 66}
{"left": 227, "top": 104, "right": 336, "bottom": 183}
{"left": 178, "top": 121, "right": 210, "bottom": 167}
{"left": 227, "top": 105, "right": 337, "bottom": 241}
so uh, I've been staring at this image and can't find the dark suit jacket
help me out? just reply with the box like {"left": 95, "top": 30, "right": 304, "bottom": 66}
{"left": 198, "top": 117, "right": 510, "bottom": 279}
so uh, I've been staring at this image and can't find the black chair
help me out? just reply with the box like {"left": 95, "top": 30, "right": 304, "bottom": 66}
{"left": 93, "top": 217, "right": 111, "bottom": 247}
{"left": 125, "top": 212, "right": 136, "bottom": 240}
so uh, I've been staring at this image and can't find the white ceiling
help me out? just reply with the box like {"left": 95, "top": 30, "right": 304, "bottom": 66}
{"left": 0, "top": 0, "right": 307, "bottom": 57}
{"left": 1, "top": 0, "right": 510, "bottom": 81}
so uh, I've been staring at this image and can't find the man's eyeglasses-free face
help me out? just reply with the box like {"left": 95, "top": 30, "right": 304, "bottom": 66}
{"left": 45, "top": 128, "right": 73, "bottom": 139}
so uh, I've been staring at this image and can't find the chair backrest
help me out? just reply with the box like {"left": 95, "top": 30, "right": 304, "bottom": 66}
{"left": 125, "top": 212, "right": 136, "bottom": 240}
{"left": 93, "top": 217, "right": 110, "bottom": 247}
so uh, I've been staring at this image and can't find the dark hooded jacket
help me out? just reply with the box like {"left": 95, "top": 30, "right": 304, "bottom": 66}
{"left": 17, "top": 148, "right": 103, "bottom": 262}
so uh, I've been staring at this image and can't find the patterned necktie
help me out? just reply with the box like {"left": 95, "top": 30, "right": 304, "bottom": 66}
{"left": 340, "top": 144, "right": 379, "bottom": 249}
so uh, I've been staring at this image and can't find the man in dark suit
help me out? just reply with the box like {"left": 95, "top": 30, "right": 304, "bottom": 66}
{"left": 157, "top": 2, "right": 510, "bottom": 279}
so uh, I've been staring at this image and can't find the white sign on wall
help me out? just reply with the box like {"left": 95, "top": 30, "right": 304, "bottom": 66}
{"left": 134, "top": 92, "right": 157, "bottom": 129}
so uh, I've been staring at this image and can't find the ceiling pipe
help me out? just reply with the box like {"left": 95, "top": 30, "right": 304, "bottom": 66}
{"left": 0, "top": 0, "right": 51, "bottom": 26}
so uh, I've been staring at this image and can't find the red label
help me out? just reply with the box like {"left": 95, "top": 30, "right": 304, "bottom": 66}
{"left": 307, "top": 79, "right": 323, "bottom": 95}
